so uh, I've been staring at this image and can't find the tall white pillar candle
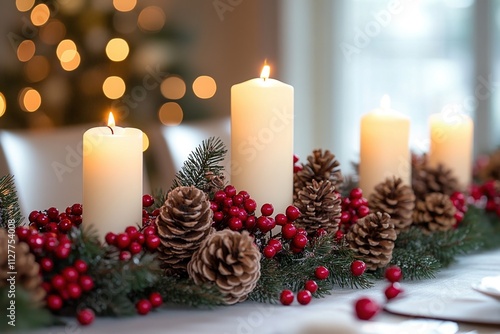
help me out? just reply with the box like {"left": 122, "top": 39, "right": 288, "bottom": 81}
{"left": 231, "top": 65, "right": 294, "bottom": 213}
{"left": 428, "top": 108, "right": 473, "bottom": 191}
{"left": 83, "top": 113, "right": 143, "bottom": 240}
{"left": 359, "top": 95, "right": 411, "bottom": 198}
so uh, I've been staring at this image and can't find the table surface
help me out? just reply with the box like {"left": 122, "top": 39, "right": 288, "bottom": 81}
{"left": 29, "top": 249, "right": 500, "bottom": 334}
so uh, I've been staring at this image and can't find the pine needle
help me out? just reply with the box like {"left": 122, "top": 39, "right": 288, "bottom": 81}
{"left": 0, "top": 174, "right": 23, "bottom": 228}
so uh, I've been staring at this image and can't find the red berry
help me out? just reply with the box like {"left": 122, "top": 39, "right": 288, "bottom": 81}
{"left": 281, "top": 223, "right": 297, "bottom": 239}
{"left": 223, "top": 197, "right": 233, "bottom": 208}
{"left": 55, "top": 245, "right": 71, "bottom": 259}
{"left": 149, "top": 292, "right": 163, "bottom": 307}
{"left": 256, "top": 216, "right": 275, "bottom": 233}
{"left": 213, "top": 211, "right": 224, "bottom": 222}
{"left": 224, "top": 185, "right": 237, "bottom": 197}
{"left": 385, "top": 266, "right": 402, "bottom": 282}
{"left": 71, "top": 215, "right": 83, "bottom": 226}
{"left": 125, "top": 226, "right": 139, "bottom": 238}
{"left": 51, "top": 274, "right": 66, "bottom": 291}
{"left": 304, "top": 280, "right": 318, "bottom": 294}
{"left": 244, "top": 216, "right": 256, "bottom": 230}
{"left": 228, "top": 217, "right": 243, "bottom": 231}
{"left": 29, "top": 211, "right": 40, "bottom": 223}
{"left": 280, "top": 289, "right": 294, "bottom": 305}
{"left": 355, "top": 297, "right": 380, "bottom": 320}
{"left": 340, "top": 211, "right": 351, "bottom": 224}
{"left": 228, "top": 206, "right": 240, "bottom": 216}
{"left": 316, "top": 228, "right": 327, "bottom": 238}
{"left": 135, "top": 233, "right": 145, "bottom": 244}
{"left": 268, "top": 239, "right": 282, "bottom": 252}
{"left": 40, "top": 257, "right": 54, "bottom": 272}
{"left": 454, "top": 211, "right": 464, "bottom": 224}
{"left": 275, "top": 213, "right": 288, "bottom": 226}
{"left": 129, "top": 241, "right": 142, "bottom": 254}
{"left": 143, "top": 226, "right": 156, "bottom": 236}
{"left": 142, "top": 194, "right": 154, "bottom": 208}
{"left": 292, "top": 234, "right": 308, "bottom": 248}
{"left": 47, "top": 222, "right": 59, "bottom": 233}
{"left": 116, "top": 233, "right": 131, "bottom": 249}
{"left": 293, "top": 154, "right": 300, "bottom": 163}
{"left": 62, "top": 267, "right": 79, "bottom": 282}
{"left": 71, "top": 203, "right": 83, "bottom": 216}
{"left": 136, "top": 299, "right": 152, "bottom": 315}
{"left": 146, "top": 235, "right": 161, "bottom": 250}
{"left": 16, "top": 227, "right": 30, "bottom": 241}
{"left": 350, "top": 188, "right": 363, "bottom": 199}
{"left": 238, "top": 190, "right": 250, "bottom": 199}
{"left": 297, "top": 290, "right": 312, "bottom": 305}
{"left": 36, "top": 214, "right": 50, "bottom": 227}
{"left": 42, "top": 282, "right": 52, "bottom": 293}
{"left": 350, "top": 198, "right": 363, "bottom": 209}
{"left": 291, "top": 245, "right": 304, "bottom": 254}
{"left": 119, "top": 251, "right": 131, "bottom": 261}
{"left": 47, "top": 207, "right": 59, "bottom": 221}
{"left": 314, "top": 266, "right": 329, "bottom": 280}
{"left": 77, "top": 308, "right": 95, "bottom": 326}
{"left": 350, "top": 260, "right": 366, "bottom": 277}
{"left": 79, "top": 275, "right": 95, "bottom": 292}
{"left": 58, "top": 218, "right": 73, "bottom": 233}
{"left": 260, "top": 203, "right": 274, "bottom": 216}
{"left": 67, "top": 282, "right": 82, "bottom": 299}
{"left": 28, "top": 234, "right": 44, "bottom": 250}
{"left": 263, "top": 245, "right": 277, "bottom": 258}
{"left": 47, "top": 294, "right": 63, "bottom": 310}
{"left": 357, "top": 205, "right": 370, "bottom": 218}
{"left": 213, "top": 190, "right": 226, "bottom": 202}
{"left": 233, "top": 194, "right": 244, "bottom": 206}
{"left": 244, "top": 199, "right": 257, "bottom": 213}
{"left": 105, "top": 232, "right": 117, "bottom": 245}
{"left": 285, "top": 205, "right": 301, "bottom": 221}
{"left": 385, "top": 282, "right": 403, "bottom": 300}
{"left": 297, "top": 228, "right": 308, "bottom": 236}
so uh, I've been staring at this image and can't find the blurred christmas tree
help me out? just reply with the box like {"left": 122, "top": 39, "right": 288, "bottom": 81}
{"left": 0, "top": 0, "right": 212, "bottom": 129}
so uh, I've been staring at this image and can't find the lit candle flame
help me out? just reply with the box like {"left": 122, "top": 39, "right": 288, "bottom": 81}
{"left": 260, "top": 65, "right": 270, "bottom": 81}
{"left": 380, "top": 94, "right": 391, "bottom": 110}
{"left": 107, "top": 112, "right": 116, "bottom": 127}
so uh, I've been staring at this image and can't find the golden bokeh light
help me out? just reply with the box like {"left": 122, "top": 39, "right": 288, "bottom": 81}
{"left": 106, "top": 38, "right": 129, "bottom": 62}
{"left": 56, "top": 39, "right": 77, "bottom": 60}
{"left": 17, "top": 40, "right": 36, "bottom": 62}
{"left": 160, "top": 76, "right": 186, "bottom": 100}
{"left": 60, "top": 51, "right": 81, "bottom": 71}
{"left": 0, "top": 93, "right": 6, "bottom": 117}
{"left": 142, "top": 132, "right": 149, "bottom": 152}
{"left": 16, "top": 0, "right": 35, "bottom": 12}
{"left": 24, "top": 55, "right": 50, "bottom": 82}
{"left": 113, "top": 0, "right": 137, "bottom": 12}
{"left": 31, "top": 4, "right": 50, "bottom": 27}
{"left": 103, "top": 76, "right": 126, "bottom": 99}
{"left": 19, "top": 88, "right": 42, "bottom": 112}
{"left": 40, "top": 20, "right": 66, "bottom": 45}
{"left": 58, "top": 0, "right": 85, "bottom": 15}
{"left": 138, "top": 6, "right": 166, "bottom": 32}
{"left": 158, "top": 102, "right": 183, "bottom": 126}
{"left": 193, "top": 76, "right": 217, "bottom": 99}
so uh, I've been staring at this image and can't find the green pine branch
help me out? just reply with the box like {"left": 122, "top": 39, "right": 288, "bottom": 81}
{"left": 170, "top": 137, "right": 227, "bottom": 192}
{"left": 249, "top": 234, "right": 373, "bottom": 303}
{"left": 0, "top": 174, "right": 23, "bottom": 229}
{"left": 156, "top": 276, "right": 224, "bottom": 307}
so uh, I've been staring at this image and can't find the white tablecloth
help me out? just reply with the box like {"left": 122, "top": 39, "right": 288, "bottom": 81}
{"left": 29, "top": 249, "right": 500, "bottom": 334}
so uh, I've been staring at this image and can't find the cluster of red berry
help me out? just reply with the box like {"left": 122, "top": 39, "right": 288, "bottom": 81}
{"left": 279, "top": 266, "right": 330, "bottom": 306}
{"left": 16, "top": 211, "right": 97, "bottom": 326}
{"left": 293, "top": 154, "right": 302, "bottom": 173}
{"left": 339, "top": 188, "right": 371, "bottom": 234}
{"left": 450, "top": 191, "right": 468, "bottom": 226}
{"left": 354, "top": 265, "right": 403, "bottom": 320}
{"left": 470, "top": 180, "right": 500, "bottom": 217}
{"left": 105, "top": 195, "right": 161, "bottom": 261}
{"left": 135, "top": 292, "right": 163, "bottom": 315}
{"left": 28, "top": 204, "right": 83, "bottom": 234}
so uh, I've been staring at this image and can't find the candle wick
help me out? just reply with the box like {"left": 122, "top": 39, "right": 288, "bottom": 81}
{"left": 107, "top": 126, "right": 114, "bottom": 135}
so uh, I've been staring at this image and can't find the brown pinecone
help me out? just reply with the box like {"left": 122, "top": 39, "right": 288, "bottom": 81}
{"left": 155, "top": 186, "right": 214, "bottom": 276}
{"left": 478, "top": 149, "right": 500, "bottom": 181}
{"left": 413, "top": 192, "right": 457, "bottom": 234}
{"left": 346, "top": 212, "right": 397, "bottom": 271}
{"left": 294, "top": 150, "right": 343, "bottom": 199}
{"left": 203, "top": 171, "right": 225, "bottom": 195}
{"left": 369, "top": 177, "right": 415, "bottom": 234}
{"left": 294, "top": 179, "right": 342, "bottom": 235}
{"left": 412, "top": 164, "right": 460, "bottom": 201}
{"left": 187, "top": 230, "right": 261, "bottom": 305}
{"left": 0, "top": 229, "right": 45, "bottom": 305}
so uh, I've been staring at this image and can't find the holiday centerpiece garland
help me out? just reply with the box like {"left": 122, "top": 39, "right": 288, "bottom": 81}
{"left": 1, "top": 137, "right": 500, "bottom": 330}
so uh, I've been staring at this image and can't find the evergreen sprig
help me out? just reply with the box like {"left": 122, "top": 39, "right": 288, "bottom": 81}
{"left": 156, "top": 276, "right": 224, "bottom": 307}
{"left": 0, "top": 174, "right": 23, "bottom": 228}
{"left": 249, "top": 234, "right": 373, "bottom": 303}
{"left": 170, "top": 136, "right": 227, "bottom": 192}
